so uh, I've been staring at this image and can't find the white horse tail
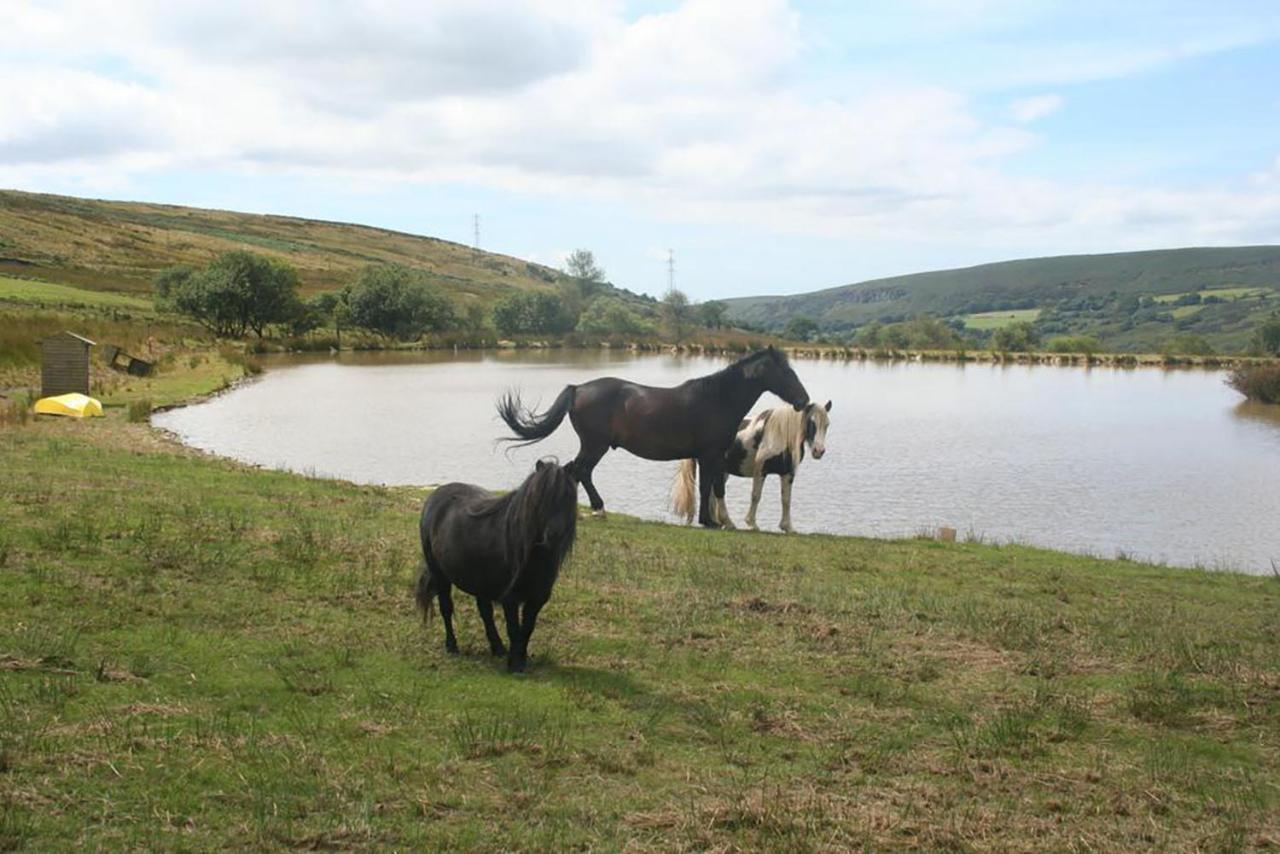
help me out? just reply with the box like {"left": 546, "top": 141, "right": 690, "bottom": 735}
{"left": 670, "top": 459, "right": 697, "bottom": 524}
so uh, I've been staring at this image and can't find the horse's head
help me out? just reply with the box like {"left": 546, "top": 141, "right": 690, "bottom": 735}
{"left": 804, "top": 400, "right": 832, "bottom": 459}
{"left": 533, "top": 458, "right": 579, "bottom": 550}
{"left": 744, "top": 346, "right": 809, "bottom": 411}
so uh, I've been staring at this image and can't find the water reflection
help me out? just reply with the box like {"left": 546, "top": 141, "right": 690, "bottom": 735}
{"left": 1233, "top": 400, "right": 1280, "bottom": 438}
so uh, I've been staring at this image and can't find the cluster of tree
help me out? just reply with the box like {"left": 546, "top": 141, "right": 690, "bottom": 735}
{"left": 854, "top": 316, "right": 965, "bottom": 350}
{"left": 157, "top": 253, "right": 463, "bottom": 342}
{"left": 158, "top": 248, "right": 737, "bottom": 344}
{"left": 154, "top": 251, "right": 301, "bottom": 337}
{"left": 1253, "top": 312, "right": 1280, "bottom": 356}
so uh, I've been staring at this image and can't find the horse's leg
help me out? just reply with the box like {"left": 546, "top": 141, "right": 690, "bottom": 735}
{"left": 571, "top": 442, "right": 609, "bottom": 517}
{"left": 514, "top": 597, "right": 546, "bottom": 673}
{"left": 713, "top": 470, "right": 735, "bottom": 529}
{"left": 501, "top": 601, "right": 525, "bottom": 673}
{"left": 745, "top": 470, "right": 765, "bottom": 530}
{"left": 437, "top": 582, "right": 460, "bottom": 654}
{"left": 696, "top": 455, "right": 721, "bottom": 528}
{"left": 476, "top": 598, "right": 507, "bottom": 657}
{"left": 779, "top": 473, "right": 795, "bottom": 533}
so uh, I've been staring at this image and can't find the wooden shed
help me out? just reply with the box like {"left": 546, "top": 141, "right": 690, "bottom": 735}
{"left": 41, "top": 331, "right": 95, "bottom": 398}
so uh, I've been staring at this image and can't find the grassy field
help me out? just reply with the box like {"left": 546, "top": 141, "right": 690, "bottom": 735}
{"left": 960, "top": 308, "right": 1041, "bottom": 330}
{"left": 1154, "top": 287, "right": 1272, "bottom": 304}
{"left": 0, "top": 190, "right": 562, "bottom": 302}
{"left": 0, "top": 276, "right": 153, "bottom": 311}
{"left": 1, "top": 416, "right": 1277, "bottom": 850}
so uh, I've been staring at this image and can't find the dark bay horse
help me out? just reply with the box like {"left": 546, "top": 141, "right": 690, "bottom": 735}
{"left": 496, "top": 347, "right": 810, "bottom": 527}
{"left": 416, "top": 459, "right": 578, "bottom": 673}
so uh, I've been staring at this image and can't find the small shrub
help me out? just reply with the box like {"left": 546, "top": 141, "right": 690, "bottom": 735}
{"left": 0, "top": 395, "right": 32, "bottom": 427}
{"left": 1227, "top": 364, "right": 1280, "bottom": 404}
{"left": 218, "top": 347, "right": 263, "bottom": 376}
{"left": 126, "top": 399, "right": 152, "bottom": 423}
{"left": 1047, "top": 335, "right": 1101, "bottom": 355}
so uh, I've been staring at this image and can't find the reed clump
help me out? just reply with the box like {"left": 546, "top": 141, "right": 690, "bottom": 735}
{"left": 1227, "top": 364, "right": 1280, "bottom": 404}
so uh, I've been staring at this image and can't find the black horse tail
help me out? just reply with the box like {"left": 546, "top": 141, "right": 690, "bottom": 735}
{"left": 414, "top": 561, "right": 435, "bottom": 625}
{"left": 497, "top": 386, "right": 575, "bottom": 448}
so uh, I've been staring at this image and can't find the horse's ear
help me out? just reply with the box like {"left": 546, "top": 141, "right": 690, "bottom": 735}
{"left": 536, "top": 459, "right": 546, "bottom": 471}
{"left": 824, "top": 400, "right": 832, "bottom": 412}
{"left": 804, "top": 402, "right": 815, "bottom": 414}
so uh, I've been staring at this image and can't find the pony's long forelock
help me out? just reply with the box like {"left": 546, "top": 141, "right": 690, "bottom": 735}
{"left": 499, "top": 461, "right": 578, "bottom": 599}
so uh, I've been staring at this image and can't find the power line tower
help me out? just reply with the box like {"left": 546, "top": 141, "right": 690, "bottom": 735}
{"left": 666, "top": 249, "right": 675, "bottom": 294}
{"left": 472, "top": 214, "right": 480, "bottom": 251}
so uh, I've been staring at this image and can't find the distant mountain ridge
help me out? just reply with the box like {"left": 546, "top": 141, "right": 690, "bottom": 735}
{"left": 724, "top": 246, "right": 1280, "bottom": 352}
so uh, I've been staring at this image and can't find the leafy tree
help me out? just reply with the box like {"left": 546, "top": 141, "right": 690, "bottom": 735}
{"left": 697, "top": 300, "right": 728, "bottom": 329}
{"left": 1047, "top": 335, "right": 1101, "bottom": 355}
{"left": 306, "top": 290, "right": 351, "bottom": 342}
{"left": 152, "top": 266, "right": 196, "bottom": 303}
{"left": 492, "top": 292, "right": 574, "bottom": 336}
{"left": 463, "top": 302, "right": 488, "bottom": 335}
{"left": 1252, "top": 312, "right": 1280, "bottom": 356}
{"left": 783, "top": 316, "right": 819, "bottom": 341}
{"left": 900, "top": 316, "right": 961, "bottom": 350}
{"left": 345, "top": 265, "right": 457, "bottom": 340}
{"left": 563, "top": 249, "right": 605, "bottom": 287}
{"left": 991, "top": 321, "right": 1040, "bottom": 352}
{"left": 854, "top": 321, "right": 883, "bottom": 348}
{"left": 158, "top": 251, "right": 301, "bottom": 338}
{"left": 661, "top": 288, "right": 691, "bottom": 342}
{"left": 576, "top": 297, "right": 655, "bottom": 336}
{"left": 1162, "top": 334, "right": 1215, "bottom": 356}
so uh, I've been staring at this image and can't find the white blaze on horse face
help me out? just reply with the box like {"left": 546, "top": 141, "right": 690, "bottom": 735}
{"left": 809, "top": 405, "right": 831, "bottom": 459}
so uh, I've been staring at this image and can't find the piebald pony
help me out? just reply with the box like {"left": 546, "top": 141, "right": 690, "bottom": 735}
{"left": 671, "top": 400, "right": 831, "bottom": 532}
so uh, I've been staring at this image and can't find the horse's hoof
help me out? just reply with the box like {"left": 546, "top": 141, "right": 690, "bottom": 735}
{"left": 446, "top": 644, "right": 460, "bottom": 655}
{"left": 490, "top": 645, "right": 508, "bottom": 658}
{"left": 591, "top": 509, "right": 607, "bottom": 520}
{"left": 507, "top": 659, "right": 527, "bottom": 674}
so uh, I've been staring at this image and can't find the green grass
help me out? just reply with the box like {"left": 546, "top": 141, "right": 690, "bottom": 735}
{"left": 0, "top": 276, "right": 153, "bottom": 311}
{"left": 960, "top": 308, "right": 1041, "bottom": 330}
{"left": 2, "top": 418, "right": 1278, "bottom": 849}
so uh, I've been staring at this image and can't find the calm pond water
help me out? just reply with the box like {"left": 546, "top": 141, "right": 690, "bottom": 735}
{"left": 154, "top": 349, "right": 1280, "bottom": 574}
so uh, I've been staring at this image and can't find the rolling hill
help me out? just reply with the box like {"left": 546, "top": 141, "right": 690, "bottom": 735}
{"left": 0, "top": 189, "right": 565, "bottom": 305}
{"left": 725, "top": 247, "right": 1280, "bottom": 352}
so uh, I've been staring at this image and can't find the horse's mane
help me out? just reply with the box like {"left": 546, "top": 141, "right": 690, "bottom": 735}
{"left": 751, "top": 402, "right": 828, "bottom": 466}
{"left": 467, "top": 460, "right": 578, "bottom": 597}
{"left": 691, "top": 346, "right": 788, "bottom": 391}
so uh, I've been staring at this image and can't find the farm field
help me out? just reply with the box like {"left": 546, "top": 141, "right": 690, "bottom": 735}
{"left": 1, "top": 415, "right": 1277, "bottom": 850}
{"left": 1153, "top": 287, "right": 1273, "bottom": 304}
{"left": 959, "top": 308, "right": 1041, "bottom": 330}
{"left": 0, "top": 276, "right": 153, "bottom": 312}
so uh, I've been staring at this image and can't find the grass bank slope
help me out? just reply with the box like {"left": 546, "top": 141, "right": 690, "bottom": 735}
{"left": 2, "top": 418, "right": 1277, "bottom": 849}
{"left": 728, "top": 246, "right": 1280, "bottom": 352}
{"left": 0, "top": 189, "right": 561, "bottom": 300}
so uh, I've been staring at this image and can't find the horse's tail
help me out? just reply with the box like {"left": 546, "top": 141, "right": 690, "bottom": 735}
{"left": 670, "top": 459, "right": 697, "bottom": 525}
{"left": 496, "top": 386, "right": 575, "bottom": 448}
{"left": 413, "top": 560, "right": 435, "bottom": 625}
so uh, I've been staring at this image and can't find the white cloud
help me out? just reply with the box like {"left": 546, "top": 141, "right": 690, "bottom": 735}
{"left": 1, "top": 0, "right": 1278, "bottom": 255}
{"left": 1009, "top": 94, "right": 1062, "bottom": 123}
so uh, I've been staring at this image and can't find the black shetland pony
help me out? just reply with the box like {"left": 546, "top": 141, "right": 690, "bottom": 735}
{"left": 497, "top": 347, "right": 810, "bottom": 528}
{"left": 416, "top": 459, "right": 578, "bottom": 673}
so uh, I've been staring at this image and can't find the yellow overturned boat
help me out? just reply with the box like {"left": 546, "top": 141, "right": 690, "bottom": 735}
{"left": 34, "top": 393, "right": 104, "bottom": 418}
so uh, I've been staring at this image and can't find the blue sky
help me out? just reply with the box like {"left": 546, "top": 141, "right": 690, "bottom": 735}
{"left": 2, "top": 1, "right": 1278, "bottom": 301}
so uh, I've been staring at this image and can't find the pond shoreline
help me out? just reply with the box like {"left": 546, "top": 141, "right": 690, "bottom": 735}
{"left": 263, "top": 337, "right": 1278, "bottom": 371}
